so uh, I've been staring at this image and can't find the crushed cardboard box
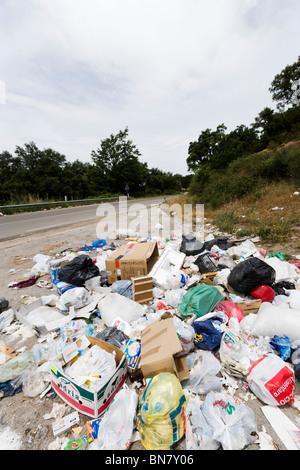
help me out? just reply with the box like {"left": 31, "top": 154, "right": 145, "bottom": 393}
{"left": 140, "top": 316, "right": 189, "bottom": 381}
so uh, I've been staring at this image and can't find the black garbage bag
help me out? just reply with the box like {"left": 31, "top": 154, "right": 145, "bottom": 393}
{"left": 180, "top": 234, "right": 205, "bottom": 256}
{"left": 58, "top": 254, "right": 100, "bottom": 286}
{"left": 273, "top": 281, "right": 296, "bottom": 296}
{"left": 227, "top": 257, "right": 276, "bottom": 294}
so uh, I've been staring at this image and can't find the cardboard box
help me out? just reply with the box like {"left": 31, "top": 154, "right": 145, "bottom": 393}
{"left": 236, "top": 299, "right": 262, "bottom": 315}
{"left": 50, "top": 336, "right": 127, "bottom": 418}
{"left": 140, "top": 316, "right": 189, "bottom": 381}
{"left": 132, "top": 276, "right": 153, "bottom": 304}
{"left": 105, "top": 242, "right": 159, "bottom": 284}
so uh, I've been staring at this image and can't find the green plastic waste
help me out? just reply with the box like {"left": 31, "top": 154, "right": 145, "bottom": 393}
{"left": 268, "top": 252, "right": 286, "bottom": 260}
{"left": 178, "top": 284, "right": 223, "bottom": 320}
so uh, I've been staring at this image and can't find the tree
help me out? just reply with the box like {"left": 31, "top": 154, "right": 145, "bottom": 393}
{"left": 91, "top": 127, "right": 148, "bottom": 195}
{"left": 269, "top": 56, "right": 300, "bottom": 111}
{"left": 187, "top": 124, "right": 227, "bottom": 171}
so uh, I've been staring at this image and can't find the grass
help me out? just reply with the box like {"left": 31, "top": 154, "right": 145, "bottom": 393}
{"left": 166, "top": 180, "right": 300, "bottom": 252}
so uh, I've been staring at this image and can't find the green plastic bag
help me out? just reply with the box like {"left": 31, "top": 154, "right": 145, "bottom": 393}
{"left": 138, "top": 373, "right": 187, "bottom": 450}
{"left": 178, "top": 284, "right": 223, "bottom": 320}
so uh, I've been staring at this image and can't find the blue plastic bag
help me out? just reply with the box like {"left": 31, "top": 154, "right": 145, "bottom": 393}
{"left": 193, "top": 316, "right": 223, "bottom": 351}
{"left": 270, "top": 335, "right": 292, "bottom": 361}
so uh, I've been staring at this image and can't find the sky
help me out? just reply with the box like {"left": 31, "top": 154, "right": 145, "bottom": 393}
{"left": 0, "top": 0, "right": 299, "bottom": 175}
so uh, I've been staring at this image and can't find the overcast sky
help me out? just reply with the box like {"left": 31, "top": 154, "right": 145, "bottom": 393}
{"left": 0, "top": 0, "right": 299, "bottom": 175}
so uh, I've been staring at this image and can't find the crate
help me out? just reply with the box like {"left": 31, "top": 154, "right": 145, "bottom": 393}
{"left": 132, "top": 276, "right": 153, "bottom": 304}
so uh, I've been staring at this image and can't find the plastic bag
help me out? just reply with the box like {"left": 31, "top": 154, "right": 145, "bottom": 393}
{"left": 59, "top": 287, "right": 92, "bottom": 311}
{"left": 269, "top": 335, "right": 292, "bottom": 360}
{"left": 172, "top": 316, "right": 194, "bottom": 355}
{"left": 65, "top": 344, "right": 117, "bottom": 390}
{"left": 182, "top": 350, "right": 222, "bottom": 395}
{"left": 185, "top": 396, "right": 219, "bottom": 450}
{"left": 192, "top": 316, "right": 223, "bottom": 351}
{"left": 90, "top": 386, "right": 138, "bottom": 450}
{"left": 213, "top": 300, "right": 244, "bottom": 322}
{"left": 58, "top": 254, "right": 100, "bottom": 286}
{"left": 111, "top": 280, "right": 133, "bottom": 299}
{"left": 227, "top": 257, "right": 276, "bottom": 294}
{"left": 251, "top": 303, "right": 300, "bottom": 342}
{"left": 219, "top": 329, "right": 253, "bottom": 378}
{"left": 98, "top": 292, "right": 145, "bottom": 326}
{"left": 96, "top": 326, "right": 129, "bottom": 349}
{"left": 164, "top": 288, "right": 186, "bottom": 308}
{"left": 201, "top": 391, "right": 257, "bottom": 450}
{"left": 178, "top": 284, "right": 223, "bottom": 320}
{"left": 247, "top": 354, "right": 295, "bottom": 406}
{"left": 138, "top": 372, "right": 187, "bottom": 450}
{"left": 180, "top": 234, "right": 204, "bottom": 256}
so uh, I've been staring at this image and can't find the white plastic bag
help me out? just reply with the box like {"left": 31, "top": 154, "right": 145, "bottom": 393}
{"left": 98, "top": 292, "right": 145, "bottom": 326}
{"left": 59, "top": 287, "right": 92, "bottom": 311}
{"left": 65, "top": 344, "right": 116, "bottom": 390}
{"left": 172, "top": 315, "right": 194, "bottom": 355}
{"left": 185, "top": 396, "right": 220, "bottom": 450}
{"left": 27, "top": 254, "right": 51, "bottom": 277}
{"left": 247, "top": 354, "right": 295, "bottom": 406}
{"left": 251, "top": 303, "right": 300, "bottom": 341}
{"left": 201, "top": 391, "right": 257, "bottom": 450}
{"left": 90, "top": 386, "right": 138, "bottom": 450}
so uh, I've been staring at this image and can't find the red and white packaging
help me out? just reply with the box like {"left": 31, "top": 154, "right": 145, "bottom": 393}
{"left": 247, "top": 354, "right": 295, "bottom": 406}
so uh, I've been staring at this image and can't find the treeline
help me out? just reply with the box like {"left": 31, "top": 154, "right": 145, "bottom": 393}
{"left": 187, "top": 56, "right": 300, "bottom": 206}
{"left": 0, "top": 128, "right": 192, "bottom": 204}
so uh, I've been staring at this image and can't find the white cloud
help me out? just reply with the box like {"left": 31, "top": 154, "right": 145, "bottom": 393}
{"left": 0, "top": 0, "right": 299, "bottom": 174}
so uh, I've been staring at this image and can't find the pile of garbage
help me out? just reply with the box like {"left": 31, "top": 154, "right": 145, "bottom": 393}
{"left": 1, "top": 230, "right": 300, "bottom": 451}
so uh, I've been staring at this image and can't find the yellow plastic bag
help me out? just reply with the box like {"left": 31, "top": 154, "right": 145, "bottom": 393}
{"left": 137, "top": 372, "right": 187, "bottom": 450}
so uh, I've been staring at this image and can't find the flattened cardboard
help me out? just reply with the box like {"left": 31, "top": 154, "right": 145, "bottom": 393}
{"left": 105, "top": 242, "right": 159, "bottom": 284}
{"left": 140, "top": 316, "right": 189, "bottom": 381}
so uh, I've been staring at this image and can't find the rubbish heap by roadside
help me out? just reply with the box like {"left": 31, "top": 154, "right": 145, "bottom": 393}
{"left": 0, "top": 229, "right": 300, "bottom": 451}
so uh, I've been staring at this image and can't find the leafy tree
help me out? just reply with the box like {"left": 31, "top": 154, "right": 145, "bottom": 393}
{"left": 91, "top": 127, "right": 148, "bottom": 196}
{"left": 269, "top": 56, "right": 300, "bottom": 111}
{"left": 187, "top": 124, "right": 227, "bottom": 171}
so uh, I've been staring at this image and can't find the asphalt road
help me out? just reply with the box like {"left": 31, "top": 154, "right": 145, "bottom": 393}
{"left": 0, "top": 196, "right": 170, "bottom": 242}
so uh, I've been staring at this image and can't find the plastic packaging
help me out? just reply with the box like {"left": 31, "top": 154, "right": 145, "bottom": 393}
{"left": 251, "top": 303, "right": 300, "bottom": 342}
{"left": 192, "top": 316, "right": 223, "bottom": 351}
{"left": 180, "top": 234, "right": 204, "bottom": 256}
{"left": 138, "top": 372, "right": 187, "bottom": 450}
{"left": 201, "top": 391, "right": 257, "bottom": 450}
{"left": 178, "top": 284, "right": 223, "bottom": 320}
{"left": 249, "top": 285, "right": 275, "bottom": 303}
{"left": 213, "top": 300, "right": 244, "bottom": 322}
{"left": 182, "top": 350, "right": 222, "bottom": 394}
{"left": 59, "top": 287, "right": 92, "bottom": 311}
{"left": 98, "top": 292, "right": 145, "bottom": 326}
{"left": 185, "top": 396, "right": 220, "bottom": 450}
{"left": 58, "top": 254, "right": 100, "bottom": 286}
{"left": 90, "top": 386, "right": 138, "bottom": 450}
{"left": 247, "top": 354, "right": 295, "bottom": 406}
{"left": 269, "top": 335, "right": 292, "bottom": 360}
{"left": 172, "top": 316, "right": 194, "bottom": 355}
